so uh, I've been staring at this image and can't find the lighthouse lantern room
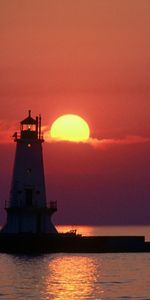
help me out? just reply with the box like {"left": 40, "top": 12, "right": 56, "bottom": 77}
{"left": 2, "top": 110, "right": 57, "bottom": 234}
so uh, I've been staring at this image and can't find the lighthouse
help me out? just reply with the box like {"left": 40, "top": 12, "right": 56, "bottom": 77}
{"left": 2, "top": 110, "right": 57, "bottom": 234}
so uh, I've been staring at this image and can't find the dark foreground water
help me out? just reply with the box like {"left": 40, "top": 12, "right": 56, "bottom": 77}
{"left": 0, "top": 226, "right": 149, "bottom": 300}
{"left": 0, "top": 253, "right": 149, "bottom": 300}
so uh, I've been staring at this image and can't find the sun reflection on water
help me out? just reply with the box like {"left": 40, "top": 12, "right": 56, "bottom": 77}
{"left": 0, "top": 253, "right": 149, "bottom": 300}
{"left": 44, "top": 255, "right": 104, "bottom": 300}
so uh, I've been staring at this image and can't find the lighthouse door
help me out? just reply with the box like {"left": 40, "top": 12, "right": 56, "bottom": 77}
{"left": 25, "top": 188, "right": 33, "bottom": 206}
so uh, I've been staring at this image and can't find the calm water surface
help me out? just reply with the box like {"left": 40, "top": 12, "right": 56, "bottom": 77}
{"left": 0, "top": 226, "right": 149, "bottom": 300}
{"left": 0, "top": 253, "right": 149, "bottom": 300}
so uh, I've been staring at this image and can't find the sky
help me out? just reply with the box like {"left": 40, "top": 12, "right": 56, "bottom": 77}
{"left": 0, "top": 0, "right": 150, "bottom": 226}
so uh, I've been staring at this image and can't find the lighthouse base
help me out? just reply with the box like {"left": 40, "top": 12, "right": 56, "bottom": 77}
{"left": 3, "top": 207, "right": 58, "bottom": 234}
{"left": 0, "top": 233, "right": 149, "bottom": 254}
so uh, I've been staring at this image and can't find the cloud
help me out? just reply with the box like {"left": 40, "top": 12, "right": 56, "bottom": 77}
{"left": 87, "top": 135, "right": 150, "bottom": 149}
{"left": 1, "top": 121, "right": 150, "bottom": 148}
{"left": 45, "top": 130, "right": 150, "bottom": 149}
{"left": 0, "top": 120, "right": 17, "bottom": 144}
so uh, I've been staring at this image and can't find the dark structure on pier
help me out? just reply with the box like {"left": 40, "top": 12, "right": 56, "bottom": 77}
{"left": 0, "top": 111, "right": 149, "bottom": 253}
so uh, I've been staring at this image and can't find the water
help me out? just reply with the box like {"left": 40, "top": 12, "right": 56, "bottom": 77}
{"left": 0, "top": 253, "right": 149, "bottom": 300}
{"left": 0, "top": 226, "right": 149, "bottom": 300}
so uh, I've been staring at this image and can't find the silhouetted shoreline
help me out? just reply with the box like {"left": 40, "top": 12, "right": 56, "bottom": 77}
{"left": 0, "top": 233, "right": 149, "bottom": 254}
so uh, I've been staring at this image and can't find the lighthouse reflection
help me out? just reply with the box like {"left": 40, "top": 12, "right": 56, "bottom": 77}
{"left": 44, "top": 255, "right": 104, "bottom": 300}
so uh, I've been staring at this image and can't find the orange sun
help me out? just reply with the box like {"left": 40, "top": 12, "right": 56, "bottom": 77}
{"left": 50, "top": 114, "right": 90, "bottom": 142}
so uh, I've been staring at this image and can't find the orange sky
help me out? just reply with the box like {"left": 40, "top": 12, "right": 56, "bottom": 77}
{"left": 0, "top": 1, "right": 150, "bottom": 225}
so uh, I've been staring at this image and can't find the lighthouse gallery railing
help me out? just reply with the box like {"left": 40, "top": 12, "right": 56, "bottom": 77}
{"left": 5, "top": 200, "right": 57, "bottom": 210}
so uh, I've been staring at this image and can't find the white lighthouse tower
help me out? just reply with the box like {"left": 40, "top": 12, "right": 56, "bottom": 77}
{"left": 2, "top": 110, "right": 57, "bottom": 234}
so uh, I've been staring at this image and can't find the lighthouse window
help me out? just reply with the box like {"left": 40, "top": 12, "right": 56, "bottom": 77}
{"left": 25, "top": 189, "right": 33, "bottom": 206}
{"left": 27, "top": 143, "right": 31, "bottom": 148}
{"left": 27, "top": 168, "right": 31, "bottom": 174}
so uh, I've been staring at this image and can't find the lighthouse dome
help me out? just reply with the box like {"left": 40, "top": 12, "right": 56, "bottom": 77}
{"left": 21, "top": 110, "right": 36, "bottom": 125}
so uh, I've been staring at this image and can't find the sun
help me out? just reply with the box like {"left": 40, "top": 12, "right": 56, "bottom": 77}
{"left": 50, "top": 114, "right": 90, "bottom": 142}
